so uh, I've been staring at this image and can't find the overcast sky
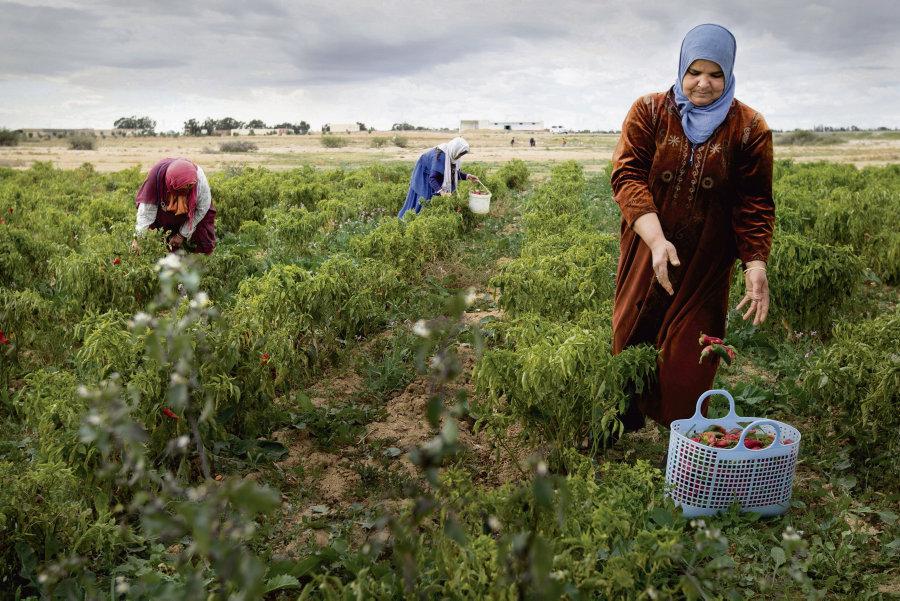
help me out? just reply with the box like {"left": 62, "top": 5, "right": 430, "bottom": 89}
{"left": 1, "top": 0, "right": 899, "bottom": 132}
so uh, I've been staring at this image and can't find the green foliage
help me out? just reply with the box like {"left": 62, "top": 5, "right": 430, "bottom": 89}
{"left": 68, "top": 135, "right": 97, "bottom": 150}
{"left": 0, "top": 128, "right": 19, "bottom": 146}
{"left": 774, "top": 161, "right": 900, "bottom": 282}
{"left": 492, "top": 233, "right": 618, "bottom": 319}
{"left": 321, "top": 135, "right": 349, "bottom": 148}
{"left": 218, "top": 140, "right": 258, "bottom": 153}
{"left": 767, "top": 231, "right": 863, "bottom": 332}
{"left": 475, "top": 313, "right": 657, "bottom": 459}
{"left": 353, "top": 211, "right": 462, "bottom": 269}
{"left": 226, "top": 255, "right": 404, "bottom": 391}
{"left": 801, "top": 308, "right": 900, "bottom": 488}
{"left": 775, "top": 130, "right": 845, "bottom": 146}
{"left": 494, "top": 158, "right": 530, "bottom": 191}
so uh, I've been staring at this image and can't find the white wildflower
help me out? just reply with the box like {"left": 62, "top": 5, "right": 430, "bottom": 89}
{"left": 413, "top": 320, "right": 430, "bottom": 337}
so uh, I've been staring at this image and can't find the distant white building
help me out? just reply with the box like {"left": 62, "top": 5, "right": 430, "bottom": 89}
{"left": 459, "top": 120, "right": 544, "bottom": 132}
{"left": 550, "top": 125, "right": 571, "bottom": 134}
{"left": 230, "top": 128, "right": 278, "bottom": 136}
{"left": 324, "top": 122, "right": 360, "bottom": 134}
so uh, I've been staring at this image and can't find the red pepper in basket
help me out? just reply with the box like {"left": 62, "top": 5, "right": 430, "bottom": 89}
{"left": 162, "top": 407, "right": 180, "bottom": 420}
{"left": 0, "top": 330, "right": 9, "bottom": 345}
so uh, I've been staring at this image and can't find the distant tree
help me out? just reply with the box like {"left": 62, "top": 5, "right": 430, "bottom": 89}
{"left": 273, "top": 121, "right": 311, "bottom": 134}
{"left": 0, "top": 129, "right": 19, "bottom": 146}
{"left": 246, "top": 119, "right": 267, "bottom": 129}
{"left": 391, "top": 122, "right": 426, "bottom": 131}
{"left": 183, "top": 119, "right": 202, "bottom": 136}
{"left": 321, "top": 124, "right": 330, "bottom": 133}
{"left": 357, "top": 122, "right": 366, "bottom": 131}
{"left": 114, "top": 115, "right": 156, "bottom": 134}
{"left": 201, "top": 118, "right": 218, "bottom": 135}
{"left": 215, "top": 117, "right": 243, "bottom": 132}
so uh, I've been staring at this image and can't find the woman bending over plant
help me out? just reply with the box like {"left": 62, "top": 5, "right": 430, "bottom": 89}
{"left": 398, "top": 136, "right": 481, "bottom": 218}
{"left": 132, "top": 157, "right": 216, "bottom": 254}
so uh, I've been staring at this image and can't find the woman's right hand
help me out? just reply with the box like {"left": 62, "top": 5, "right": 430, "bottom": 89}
{"left": 650, "top": 239, "right": 681, "bottom": 295}
{"left": 632, "top": 213, "right": 680, "bottom": 296}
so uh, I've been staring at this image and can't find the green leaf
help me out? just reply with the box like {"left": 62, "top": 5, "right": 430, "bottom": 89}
{"left": 264, "top": 574, "right": 300, "bottom": 593}
{"left": 708, "top": 555, "right": 736, "bottom": 570}
{"left": 770, "top": 546, "right": 786, "bottom": 567}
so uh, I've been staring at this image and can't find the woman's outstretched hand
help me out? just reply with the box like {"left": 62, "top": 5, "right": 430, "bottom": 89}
{"left": 650, "top": 239, "right": 681, "bottom": 295}
{"left": 632, "top": 213, "right": 681, "bottom": 296}
{"left": 736, "top": 262, "right": 770, "bottom": 325}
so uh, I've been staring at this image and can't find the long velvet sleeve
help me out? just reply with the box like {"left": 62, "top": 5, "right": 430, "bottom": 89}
{"left": 732, "top": 116, "right": 775, "bottom": 263}
{"left": 611, "top": 97, "right": 658, "bottom": 227}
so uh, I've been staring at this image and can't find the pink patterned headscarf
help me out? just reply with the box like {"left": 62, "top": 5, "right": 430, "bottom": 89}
{"left": 135, "top": 157, "right": 199, "bottom": 228}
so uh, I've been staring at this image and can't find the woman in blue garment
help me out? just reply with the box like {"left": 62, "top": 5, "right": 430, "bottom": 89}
{"left": 398, "top": 136, "right": 480, "bottom": 218}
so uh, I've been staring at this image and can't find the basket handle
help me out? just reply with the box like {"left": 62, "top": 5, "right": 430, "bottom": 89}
{"left": 736, "top": 419, "right": 783, "bottom": 448}
{"left": 692, "top": 389, "right": 737, "bottom": 420}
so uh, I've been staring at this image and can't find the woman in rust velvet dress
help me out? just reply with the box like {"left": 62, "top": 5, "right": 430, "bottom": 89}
{"left": 610, "top": 24, "right": 775, "bottom": 428}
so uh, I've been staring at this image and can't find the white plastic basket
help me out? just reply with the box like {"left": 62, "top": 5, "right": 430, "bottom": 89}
{"left": 666, "top": 389, "right": 801, "bottom": 517}
{"left": 468, "top": 190, "right": 491, "bottom": 214}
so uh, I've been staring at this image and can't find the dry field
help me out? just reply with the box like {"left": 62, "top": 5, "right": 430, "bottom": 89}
{"left": 2, "top": 129, "right": 899, "bottom": 175}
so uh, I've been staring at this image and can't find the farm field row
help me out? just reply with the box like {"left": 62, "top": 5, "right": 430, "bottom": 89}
{"left": 0, "top": 158, "right": 898, "bottom": 598}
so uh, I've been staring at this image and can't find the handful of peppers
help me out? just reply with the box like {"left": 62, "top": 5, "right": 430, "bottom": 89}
{"left": 698, "top": 333, "right": 737, "bottom": 365}
{"left": 688, "top": 424, "right": 793, "bottom": 449}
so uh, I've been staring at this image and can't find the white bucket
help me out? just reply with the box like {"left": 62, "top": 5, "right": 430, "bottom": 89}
{"left": 468, "top": 190, "right": 491, "bottom": 214}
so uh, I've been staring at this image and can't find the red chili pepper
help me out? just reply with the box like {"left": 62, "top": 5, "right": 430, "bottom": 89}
{"left": 744, "top": 438, "right": 763, "bottom": 450}
{"left": 162, "top": 407, "right": 180, "bottom": 420}
{"left": 698, "top": 333, "right": 724, "bottom": 346}
{"left": 783, "top": 438, "right": 794, "bottom": 445}
{"left": 0, "top": 330, "right": 9, "bottom": 345}
{"left": 260, "top": 352, "right": 270, "bottom": 365}
{"left": 113, "top": 257, "right": 121, "bottom": 266}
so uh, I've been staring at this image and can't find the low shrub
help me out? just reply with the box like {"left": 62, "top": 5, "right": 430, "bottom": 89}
{"left": 370, "top": 137, "right": 389, "bottom": 148}
{"left": 68, "top": 135, "right": 96, "bottom": 150}
{"left": 0, "top": 128, "right": 19, "bottom": 146}
{"left": 775, "top": 130, "right": 845, "bottom": 146}
{"left": 767, "top": 231, "right": 863, "bottom": 333}
{"left": 801, "top": 308, "right": 900, "bottom": 489}
{"left": 475, "top": 311, "right": 658, "bottom": 462}
{"left": 218, "top": 140, "right": 258, "bottom": 153}
{"left": 495, "top": 158, "right": 530, "bottom": 191}
{"left": 391, "top": 135, "right": 409, "bottom": 148}
{"left": 321, "top": 135, "right": 349, "bottom": 148}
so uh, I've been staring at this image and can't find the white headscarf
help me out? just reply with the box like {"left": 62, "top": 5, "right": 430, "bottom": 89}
{"left": 435, "top": 137, "right": 469, "bottom": 193}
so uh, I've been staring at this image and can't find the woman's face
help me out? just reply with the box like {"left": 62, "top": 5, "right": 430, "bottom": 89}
{"left": 167, "top": 186, "right": 191, "bottom": 208}
{"left": 681, "top": 59, "right": 726, "bottom": 106}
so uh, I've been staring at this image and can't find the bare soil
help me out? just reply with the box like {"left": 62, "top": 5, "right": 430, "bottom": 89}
{"left": 3, "top": 130, "right": 897, "bottom": 174}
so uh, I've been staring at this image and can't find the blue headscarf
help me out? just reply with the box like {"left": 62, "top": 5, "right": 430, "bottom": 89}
{"left": 673, "top": 24, "right": 737, "bottom": 145}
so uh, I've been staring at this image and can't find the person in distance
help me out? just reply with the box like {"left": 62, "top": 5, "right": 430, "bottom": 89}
{"left": 398, "top": 136, "right": 480, "bottom": 218}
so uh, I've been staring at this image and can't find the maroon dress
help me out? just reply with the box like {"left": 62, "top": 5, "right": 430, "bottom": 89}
{"left": 610, "top": 90, "right": 775, "bottom": 426}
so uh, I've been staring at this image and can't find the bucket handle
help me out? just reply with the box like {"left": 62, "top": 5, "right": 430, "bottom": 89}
{"left": 737, "top": 419, "right": 783, "bottom": 448}
{"left": 692, "top": 389, "right": 737, "bottom": 420}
